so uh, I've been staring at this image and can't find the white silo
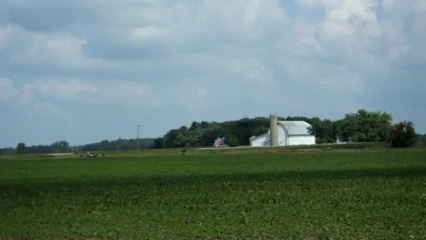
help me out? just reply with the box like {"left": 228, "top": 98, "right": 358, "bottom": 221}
{"left": 270, "top": 115, "right": 279, "bottom": 147}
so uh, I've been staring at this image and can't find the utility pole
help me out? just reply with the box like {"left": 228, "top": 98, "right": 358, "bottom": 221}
{"left": 137, "top": 124, "right": 141, "bottom": 157}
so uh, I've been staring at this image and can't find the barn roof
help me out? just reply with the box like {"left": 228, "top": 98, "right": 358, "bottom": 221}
{"left": 250, "top": 132, "right": 269, "bottom": 141}
{"left": 278, "top": 121, "right": 312, "bottom": 135}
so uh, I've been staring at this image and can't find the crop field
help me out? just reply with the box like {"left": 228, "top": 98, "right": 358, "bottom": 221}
{"left": 1, "top": 147, "right": 425, "bottom": 239}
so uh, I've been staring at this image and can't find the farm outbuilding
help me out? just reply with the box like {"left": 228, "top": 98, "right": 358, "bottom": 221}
{"left": 250, "top": 116, "right": 316, "bottom": 147}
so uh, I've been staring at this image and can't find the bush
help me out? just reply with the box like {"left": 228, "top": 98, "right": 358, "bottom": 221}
{"left": 388, "top": 121, "right": 417, "bottom": 148}
{"left": 225, "top": 134, "right": 240, "bottom": 147}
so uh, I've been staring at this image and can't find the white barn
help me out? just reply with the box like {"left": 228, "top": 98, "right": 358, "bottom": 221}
{"left": 250, "top": 116, "right": 316, "bottom": 147}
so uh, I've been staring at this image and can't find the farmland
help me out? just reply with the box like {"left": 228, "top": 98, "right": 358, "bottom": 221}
{"left": 1, "top": 147, "right": 425, "bottom": 239}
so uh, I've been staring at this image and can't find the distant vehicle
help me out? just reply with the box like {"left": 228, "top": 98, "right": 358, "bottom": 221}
{"left": 86, "top": 152, "right": 97, "bottom": 158}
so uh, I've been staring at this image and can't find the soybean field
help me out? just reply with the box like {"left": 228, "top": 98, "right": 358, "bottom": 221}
{"left": 0, "top": 147, "right": 425, "bottom": 239}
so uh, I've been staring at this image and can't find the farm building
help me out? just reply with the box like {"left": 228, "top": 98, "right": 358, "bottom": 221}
{"left": 250, "top": 115, "right": 316, "bottom": 147}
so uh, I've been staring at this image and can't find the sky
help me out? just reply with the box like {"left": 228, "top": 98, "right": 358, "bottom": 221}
{"left": 0, "top": 0, "right": 425, "bottom": 147}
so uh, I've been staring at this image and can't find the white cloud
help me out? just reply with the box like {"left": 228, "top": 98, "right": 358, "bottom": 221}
{"left": 297, "top": 0, "right": 378, "bottom": 22}
{"left": 97, "top": 81, "right": 161, "bottom": 107}
{"left": 326, "top": 0, "right": 377, "bottom": 22}
{"left": 28, "top": 80, "right": 98, "bottom": 100}
{"left": 0, "top": 0, "right": 425, "bottom": 147}
{"left": 168, "top": 85, "right": 210, "bottom": 110}
{"left": 130, "top": 26, "right": 168, "bottom": 40}
{"left": 317, "top": 73, "right": 364, "bottom": 94}
{"left": 232, "top": 58, "right": 275, "bottom": 83}
{"left": 0, "top": 24, "right": 110, "bottom": 71}
{"left": 296, "top": 0, "right": 381, "bottom": 43}
{"left": 6, "top": 79, "right": 160, "bottom": 103}
{"left": 320, "top": 21, "right": 355, "bottom": 39}
{"left": 168, "top": 0, "right": 287, "bottom": 48}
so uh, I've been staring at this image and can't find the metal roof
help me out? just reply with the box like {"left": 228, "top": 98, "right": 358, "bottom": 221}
{"left": 278, "top": 121, "right": 312, "bottom": 135}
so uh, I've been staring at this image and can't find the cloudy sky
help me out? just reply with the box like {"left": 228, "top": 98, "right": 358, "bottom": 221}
{"left": 0, "top": 0, "right": 425, "bottom": 147}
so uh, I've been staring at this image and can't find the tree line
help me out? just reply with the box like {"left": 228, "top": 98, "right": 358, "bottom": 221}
{"left": 1, "top": 138, "right": 156, "bottom": 155}
{"left": 78, "top": 138, "right": 155, "bottom": 152}
{"left": 160, "top": 109, "right": 419, "bottom": 148}
{"left": 11, "top": 141, "right": 72, "bottom": 154}
{"left": 1, "top": 109, "right": 422, "bottom": 155}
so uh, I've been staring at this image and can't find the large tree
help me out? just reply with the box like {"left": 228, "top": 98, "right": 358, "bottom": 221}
{"left": 50, "top": 140, "right": 70, "bottom": 153}
{"left": 336, "top": 109, "right": 392, "bottom": 142}
{"left": 16, "top": 142, "right": 27, "bottom": 154}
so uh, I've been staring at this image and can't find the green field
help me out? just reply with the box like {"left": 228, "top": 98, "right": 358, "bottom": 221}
{"left": 1, "top": 147, "right": 425, "bottom": 239}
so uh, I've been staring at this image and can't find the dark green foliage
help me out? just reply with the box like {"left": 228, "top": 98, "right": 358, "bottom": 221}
{"left": 336, "top": 109, "right": 392, "bottom": 142}
{"left": 163, "top": 129, "right": 181, "bottom": 148}
{"left": 310, "top": 118, "right": 336, "bottom": 143}
{"left": 225, "top": 134, "right": 240, "bottom": 147}
{"left": 50, "top": 140, "right": 70, "bottom": 153}
{"left": 16, "top": 142, "right": 27, "bottom": 154}
{"left": 15, "top": 141, "right": 70, "bottom": 154}
{"left": 164, "top": 118, "right": 269, "bottom": 148}
{"left": 0, "top": 147, "right": 14, "bottom": 155}
{"left": 164, "top": 117, "right": 270, "bottom": 148}
{"left": 252, "top": 126, "right": 268, "bottom": 136}
{"left": 80, "top": 138, "right": 155, "bottom": 151}
{"left": 153, "top": 137, "right": 164, "bottom": 149}
{"left": 4, "top": 138, "right": 156, "bottom": 154}
{"left": 26, "top": 145, "right": 53, "bottom": 153}
{"left": 199, "top": 127, "right": 225, "bottom": 146}
{"left": 163, "top": 127, "right": 201, "bottom": 148}
{"left": 389, "top": 121, "right": 417, "bottom": 147}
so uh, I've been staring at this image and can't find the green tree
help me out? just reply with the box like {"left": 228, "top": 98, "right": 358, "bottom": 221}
{"left": 225, "top": 134, "right": 240, "bottom": 147}
{"left": 252, "top": 126, "right": 268, "bottom": 136}
{"left": 99, "top": 140, "right": 110, "bottom": 150}
{"left": 163, "top": 129, "right": 180, "bottom": 148}
{"left": 200, "top": 121, "right": 210, "bottom": 129}
{"left": 389, "top": 121, "right": 417, "bottom": 147}
{"left": 337, "top": 109, "right": 392, "bottom": 142}
{"left": 27, "top": 145, "right": 53, "bottom": 153}
{"left": 309, "top": 118, "right": 336, "bottom": 143}
{"left": 50, "top": 141, "right": 70, "bottom": 153}
{"left": 16, "top": 142, "right": 27, "bottom": 154}
{"left": 189, "top": 121, "right": 200, "bottom": 130}
{"left": 200, "top": 127, "right": 224, "bottom": 146}
{"left": 153, "top": 137, "right": 164, "bottom": 148}
{"left": 163, "top": 126, "right": 201, "bottom": 148}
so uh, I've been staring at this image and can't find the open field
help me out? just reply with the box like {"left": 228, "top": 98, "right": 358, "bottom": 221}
{"left": 1, "top": 147, "right": 425, "bottom": 239}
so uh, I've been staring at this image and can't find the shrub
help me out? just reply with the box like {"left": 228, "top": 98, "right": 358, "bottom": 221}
{"left": 225, "top": 134, "right": 240, "bottom": 147}
{"left": 388, "top": 121, "right": 417, "bottom": 148}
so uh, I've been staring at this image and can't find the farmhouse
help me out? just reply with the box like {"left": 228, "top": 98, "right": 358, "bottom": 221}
{"left": 250, "top": 115, "right": 316, "bottom": 147}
